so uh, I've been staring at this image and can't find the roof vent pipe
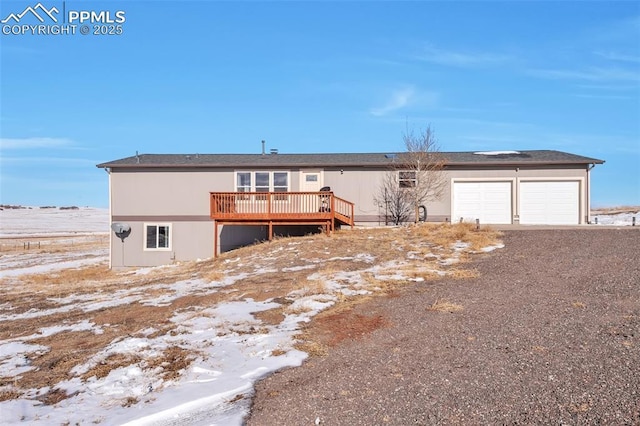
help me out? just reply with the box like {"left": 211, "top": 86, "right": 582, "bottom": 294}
{"left": 270, "top": 148, "right": 278, "bottom": 155}
{"left": 262, "top": 140, "right": 266, "bottom": 155}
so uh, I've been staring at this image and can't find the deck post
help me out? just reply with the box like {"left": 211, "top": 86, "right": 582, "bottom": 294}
{"left": 210, "top": 191, "right": 355, "bottom": 247}
{"left": 214, "top": 221, "right": 218, "bottom": 258}
{"left": 331, "top": 194, "right": 336, "bottom": 232}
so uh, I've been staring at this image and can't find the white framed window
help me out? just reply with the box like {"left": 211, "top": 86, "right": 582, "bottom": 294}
{"left": 234, "top": 171, "right": 290, "bottom": 193}
{"left": 273, "top": 172, "right": 288, "bottom": 192}
{"left": 255, "top": 172, "right": 270, "bottom": 193}
{"left": 144, "top": 223, "right": 171, "bottom": 250}
{"left": 237, "top": 172, "right": 251, "bottom": 193}
{"left": 399, "top": 171, "right": 417, "bottom": 188}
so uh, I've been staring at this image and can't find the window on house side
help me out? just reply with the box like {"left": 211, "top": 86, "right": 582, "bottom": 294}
{"left": 273, "top": 172, "right": 289, "bottom": 200}
{"left": 145, "top": 224, "right": 171, "bottom": 250}
{"left": 399, "top": 171, "right": 417, "bottom": 188}
{"left": 237, "top": 172, "right": 251, "bottom": 193}
{"left": 234, "top": 172, "right": 290, "bottom": 193}
{"left": 255, "top": 172, "right": 270, "bottom": 193}
{"left": 274, "top": 172, "right": 288, "bottom": 192}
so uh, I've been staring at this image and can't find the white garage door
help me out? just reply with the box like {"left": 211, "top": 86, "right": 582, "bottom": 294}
{"left": 519, "top": 181, "right": 579, "bottom": 225}
{"left": 453, "top": 181, "right": 512, "bottom": 224}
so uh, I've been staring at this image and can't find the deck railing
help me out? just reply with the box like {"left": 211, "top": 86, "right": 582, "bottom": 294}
{"left": 210, "top": 191, "right": 354, "bottom": 226}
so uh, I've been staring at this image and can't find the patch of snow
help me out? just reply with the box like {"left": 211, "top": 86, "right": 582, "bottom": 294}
{"left": 130, "top": 264, "right": 178, "bottom": 276}
{"left": 481, "top": 243, "right": 505, "bottom": 252}
{"left": 281, "top": 264, "right": 316, "bottom": 272}
{"left": 0, "top": 252, "right": 108, "bottom": 278}
{"left": 590, "top": 211, "right": 639, "bottom": 226}
{"left": 0, "top": 342, "right": 49, "bottom": 377}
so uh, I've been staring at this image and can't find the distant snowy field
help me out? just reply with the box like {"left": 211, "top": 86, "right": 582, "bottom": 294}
{"left": 0, "top": 207, "right": 110, "bottom": 278}
{"left": 0, "top": 207, "right": 109, "bottom": 237}
{"left": 590, "top": 210, "right": 639, "bottom": 226}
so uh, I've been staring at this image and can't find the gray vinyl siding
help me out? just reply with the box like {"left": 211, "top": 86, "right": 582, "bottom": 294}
{"left": 110, "top": 221, "right": 214, "bottom": 268}
{"left": 106, "top": 163, "right": 592, "bottom": 267}
{"left": 110, "top": 169, "right": 235, "bottom": 216}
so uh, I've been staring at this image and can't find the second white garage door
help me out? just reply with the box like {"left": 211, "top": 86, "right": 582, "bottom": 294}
{"left": 519, "top": 181, "right": 579, "bottom": 225}
{"left": 452, "top": 181, "right": 512, "bottom": 224}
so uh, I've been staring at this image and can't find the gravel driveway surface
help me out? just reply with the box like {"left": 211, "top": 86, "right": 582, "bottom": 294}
{"left": 247, "top": 229, "right": 640, "bottom": 425}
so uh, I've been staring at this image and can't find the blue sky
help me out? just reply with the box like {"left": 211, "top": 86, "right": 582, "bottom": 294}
{"left": 1, "top": 1, "right": 638, "bottom": 208}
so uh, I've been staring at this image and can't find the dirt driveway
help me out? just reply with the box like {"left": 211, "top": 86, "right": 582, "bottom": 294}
{"left": 247, "top": 229, "right": 640, "bottom": 425}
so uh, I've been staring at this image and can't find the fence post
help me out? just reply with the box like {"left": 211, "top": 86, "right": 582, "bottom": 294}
{"left": 476, "top": 218, "right": 480, "bottom": 231}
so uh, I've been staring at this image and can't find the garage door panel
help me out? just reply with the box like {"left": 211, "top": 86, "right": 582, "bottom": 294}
{"left": 520, "top": 181, "right": 579, "bottom": 225}
{"left": 453, "top": 182, "right": 512, "bottom": 224}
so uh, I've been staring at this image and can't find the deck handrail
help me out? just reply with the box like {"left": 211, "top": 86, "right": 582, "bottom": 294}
{"left": 210, "top": 191, "right": 354, "bottom": 226}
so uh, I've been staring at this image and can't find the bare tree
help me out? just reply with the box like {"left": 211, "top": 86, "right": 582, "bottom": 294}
{"left": 401, "top": 124, "right": 447, "bottom": 221}
{"left": 375, "top": 124, "right": 447, "bottom": 224}
{"left": 374, "top": 171, "right": 413, "bottom": 225}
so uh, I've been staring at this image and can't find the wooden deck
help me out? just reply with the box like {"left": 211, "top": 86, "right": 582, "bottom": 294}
{"left": 210, "top": 191, "right": 355, "bottom": 256}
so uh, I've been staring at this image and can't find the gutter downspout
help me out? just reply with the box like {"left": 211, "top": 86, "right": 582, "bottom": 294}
{"left": 103, "top": 167, "right": 113, "bottom": 268}
{"left": 586, "top": 163, "right": 596, "bottom": 224}
{"left": 514, "top": 167, "right": 519, "bottom": 224}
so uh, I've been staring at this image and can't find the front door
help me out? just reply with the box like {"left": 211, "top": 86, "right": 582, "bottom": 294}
{"left": 301, "top": 170, "right": 322, "bottom": 192}
{"left": 300, "top": 170, "right": 323, "bottom": 213}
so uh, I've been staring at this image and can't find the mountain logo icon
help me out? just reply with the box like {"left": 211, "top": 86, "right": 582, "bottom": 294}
{"left": 1, "top": 3, "right": 59, "bottom": 24}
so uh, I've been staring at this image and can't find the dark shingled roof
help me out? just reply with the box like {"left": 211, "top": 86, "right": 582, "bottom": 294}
{"left": 96, "top": 150, "right": 604, "bottom": 169}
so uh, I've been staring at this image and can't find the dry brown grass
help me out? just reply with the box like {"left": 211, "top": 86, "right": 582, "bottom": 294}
{"left": 0, "top": 222, "right": 501, "bottom": 405}
{"left": 16, "top": 263, "right": 112, "bottom": 288}
{"left": 294, "top": 340, "right": 329, "bottom": 357}
{"left": 0, "top": 234, "right": 108, "bottom": 254}
{"left": 591, "top": 205, "right": 640, "bottom": 215}
{"left": 446, "top": 268, "right": 480, "bottom": 279}
{"left": 82, "top": 353, "right": 143, "bottom": 381}
{"left": 145, "top": 346, "right": 195, "bottom": 381}
{"left": 427, "top": 299, "right": 464, "bottom": 313}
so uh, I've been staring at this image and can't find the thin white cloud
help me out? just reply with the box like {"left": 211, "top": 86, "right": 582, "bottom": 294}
{"left": 370, "top": 87, "right": 415, "bottom": 116}
{"left": 0, "top": 137, "right": 74, "bottom": 150}
{"left": 594, "top": 50, "right": 640, "bottom": 64}
{"left": 528, "top": 67, "right": 640, "bottom": 82}
{"left": 577, "top": 83, "right": 639, "bottom": 91}
{"left": 414, "top": 44, "right": 510, "bottom": 67}
{"left": 572, "top": 93, "right": 634, "bottom": 100}
{"left": 0, "top": 156, "right": 99, "bottom": 166}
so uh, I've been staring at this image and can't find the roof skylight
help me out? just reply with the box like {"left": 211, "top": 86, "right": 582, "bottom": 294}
{"left": 473, "top": 151, "right": 521, "bottom": 156}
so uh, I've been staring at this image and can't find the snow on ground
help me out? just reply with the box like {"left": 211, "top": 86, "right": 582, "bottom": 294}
{"left": 0, "top": 207, "right": 109, "bottom": 237}
{"left": 2, "top": 296, "right": 307, "bottom": 426}
{"left": 590, "top": 211, "right": 639, "bottom": 226}
{"left": 0, "top": 249, "right": 108, "bottom": 278}
{"left": 1, "top": 207, "right": 634, "bottom": 425}
{"left": 0, "top": 207, "right": 109, "bottom": 278}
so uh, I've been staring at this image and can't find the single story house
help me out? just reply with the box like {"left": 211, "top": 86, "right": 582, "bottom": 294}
{"left": 97, "top": 149, "right": 604, "bottom": 268}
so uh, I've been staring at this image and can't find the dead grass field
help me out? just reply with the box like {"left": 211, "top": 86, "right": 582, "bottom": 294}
{"left": 591, "top": 205, "right": 640, "bottom": 215}
{"left": 0, "top": 223, "right": 501, "bottom": 406}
